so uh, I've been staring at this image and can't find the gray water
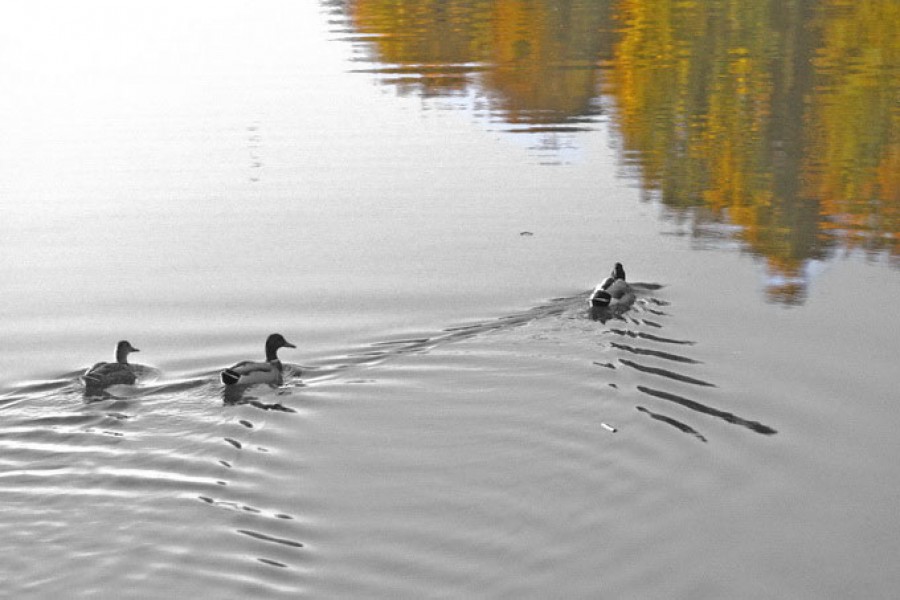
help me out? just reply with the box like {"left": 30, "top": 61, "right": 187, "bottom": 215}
{"left": 1, "top": 1, "right": 898, "bottom": 598}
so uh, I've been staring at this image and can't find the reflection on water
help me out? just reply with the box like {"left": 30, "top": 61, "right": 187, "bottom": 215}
{"left": 332, "top": 0, "right": 899, "bottom": 304}
{"left": 335, "top": 0, "right": 614, "bottom": 128}
{"left": 608, "top": 0, "right": 898, "bottom": 303}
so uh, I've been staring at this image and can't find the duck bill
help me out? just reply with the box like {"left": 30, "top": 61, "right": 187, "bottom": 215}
{"left": 283, "top": 341, "right": 296, "bottom": 349}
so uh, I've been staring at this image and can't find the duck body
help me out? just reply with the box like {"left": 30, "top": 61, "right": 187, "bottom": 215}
{"left": 220, "top": 360, "right": 286, "bottom": 386}
{"left": 221, "top": 333, "right": 296, "bottom": 387}
{"left": 83, "top": 340, "right": 139, "bottom": 394}
{"left": 589, "top": 262, "right": 634, "bottom": 308}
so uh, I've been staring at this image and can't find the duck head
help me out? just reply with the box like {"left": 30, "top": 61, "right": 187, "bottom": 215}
{"left": 115, "top": 340, "right": 139, "bottom": 364}
{"left": 612, "top": 262, "right": 626, "bottom": 281}
{"left": 265, "top": 333, "right": 296, "bottom": 362}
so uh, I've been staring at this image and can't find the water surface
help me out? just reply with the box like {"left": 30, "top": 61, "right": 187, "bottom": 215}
{"left": 1, "top": 1, "right": 898, "bottom": 598}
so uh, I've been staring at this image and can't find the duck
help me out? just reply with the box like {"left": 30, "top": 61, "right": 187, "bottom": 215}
{"left": 589, "top": 262, "right": 633, "bottom": 308}
{"left": 83, "top": 340, "right": 140, "bottom": 394}
{"left": 220, "top": 333, "right": 296, "bottom": 387}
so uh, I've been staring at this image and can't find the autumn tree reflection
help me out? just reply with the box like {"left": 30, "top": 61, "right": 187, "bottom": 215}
{"left": 337, "top": 0, "right": 899, "bottom": 304}
{"left": 345, "top": 0, "right": 613, "bottom": 122}
{"left": 608, "top": 0, "right": 898, "bottom": 303}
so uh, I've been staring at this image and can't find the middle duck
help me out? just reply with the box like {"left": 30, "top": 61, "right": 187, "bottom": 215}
{"left": 220, "top": 333, "right": 296, "bottom": 387}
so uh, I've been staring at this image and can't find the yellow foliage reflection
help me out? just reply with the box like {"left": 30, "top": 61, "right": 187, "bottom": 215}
{"left": 608, "top": 0, "right": 898, "bottom": 303}
{"left": 339, "top": 0, "right": 899, "bottom": 304}
{"left": 346, "top": 0, "right": 612, "bottom": 121}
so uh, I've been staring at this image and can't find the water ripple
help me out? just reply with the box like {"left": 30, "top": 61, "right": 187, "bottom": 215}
{"left": 619, "top": 359, "right": 717, "bottom": 387}
{"left": 637, "top": 385, "right": 777, "bottom": 436}
{"left": 636, "top": 406, "right": 707, "bottom": 443}
{"left": 609, "top": 342, "right": 701, "bottom": 364}
{"left": 0, "top": 281, "right": 785, "bottom": 597}
{"left": 237, "top": 528, "right": 304, "bottom": 549}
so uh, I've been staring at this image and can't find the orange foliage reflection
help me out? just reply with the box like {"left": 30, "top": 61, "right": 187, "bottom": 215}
{"left": 338, "top": 0, "right": 899, "bottom": 304}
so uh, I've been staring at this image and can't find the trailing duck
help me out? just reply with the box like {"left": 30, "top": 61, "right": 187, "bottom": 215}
{"left": 83, "top": 340, "right": 140, "bottom": 395}
{"left": 220, "top": 333, "right": 296, "bottom": 387}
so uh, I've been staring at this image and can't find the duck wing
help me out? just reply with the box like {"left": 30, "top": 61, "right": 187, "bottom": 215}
{"left": 84, "top": 362, "right": 137, "bottom": 387}
{"left": 220, "top": 361, "right": 282, "bottom": 386}
{"left": 605, "top": 279, "right": 631, "bottom": 299}
{"left": 225, "top": 360, "right": 277, "bottom": 375}
{"left": 598, "top": 276, "right": 616, "bottom": 291}
{"left": 85, "top": 361, "right": 108, "bottom": 376}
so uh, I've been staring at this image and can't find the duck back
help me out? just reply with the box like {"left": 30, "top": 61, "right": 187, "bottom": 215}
{"left": 83, "top": 362, "right": 137, "bottom": 393}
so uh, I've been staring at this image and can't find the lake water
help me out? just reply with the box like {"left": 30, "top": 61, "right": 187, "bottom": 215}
{"left": 1, "top": 1, "right": 898, "bottom": 598}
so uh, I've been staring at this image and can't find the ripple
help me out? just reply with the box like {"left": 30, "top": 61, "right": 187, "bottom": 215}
{"left": 608, "top": 329, "right": 696, "bottom": 345}
{"left": 0, "top": 437, "right": 123, "bottom": 456}
{"left": 620, "top": 359, "right": 716, "bottom": 387}
{"left": 637, "top": 385, "right": 777, "bottom": 435}
{"left": 237, "top": 528, "right": 304, "bottom": 548}
{"left": 197, "top": 496, "right": 298, "bottom": 521}
{"left": 0, "top": 283, "right": 776, "bottom": 597}
{"left": 609, "top": 342, "right": 701, "bottom": 364}
{"left": 258, "top": 557, "right": 288, "bottom": 568}
{"left": 636, "top": 406, "right": 707, "bottom": 443}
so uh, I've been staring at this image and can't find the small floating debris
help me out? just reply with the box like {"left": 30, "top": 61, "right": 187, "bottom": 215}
{"left": 601, "top": 422, "right": 617, "bottom": 433}
{"left": 519, "top": 231, "right": 534, "bottom": 236}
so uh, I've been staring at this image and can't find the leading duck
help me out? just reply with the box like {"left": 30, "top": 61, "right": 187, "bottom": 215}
{"left": 220, "top": 333, "right": 296, "bottom": 387}
{"left": 83, "top": 340, "right": 140, "bottom": 395}
{"left": 589, "top": 262, "right": 634, "bottom": 308}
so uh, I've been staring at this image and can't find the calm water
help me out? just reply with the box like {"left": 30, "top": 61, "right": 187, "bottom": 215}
{"left": 1, "top": 1, "right": 898, "bottom": 598}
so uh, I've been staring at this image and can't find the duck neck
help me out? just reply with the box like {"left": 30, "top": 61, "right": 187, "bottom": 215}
{"left": 265, "top": 345, "right": 280, "bottom": 363}
{"left": 116, "top": 349, "right": 130, "bottom": 364}
{"left": 266, "top": 349, "right": 283, "bottom": 371}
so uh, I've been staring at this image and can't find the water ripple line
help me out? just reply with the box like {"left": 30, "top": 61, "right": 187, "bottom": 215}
{"left": 620, "top": 359, "right": 716, "bottom": 388}
{"left": 609, "top": 343, "right": 701, "bottom": 364}
{"left": 237, "top": 528, "right": 304, "bottom": 548}
{"left": 608, "top": 329, "right": 696, "bottom": 345}
{"left": 636, "top": 406, "right": 707, "bottom": 443}
{"left": 637, "top": 385, "right": 777, "bottom": 436}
